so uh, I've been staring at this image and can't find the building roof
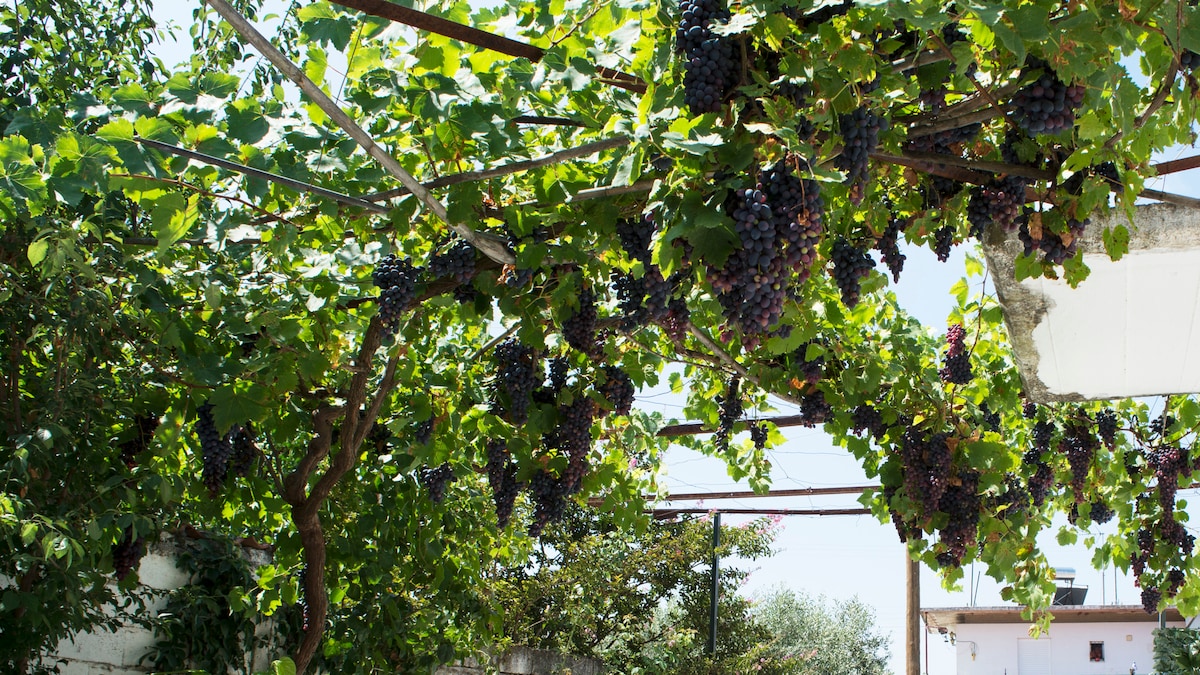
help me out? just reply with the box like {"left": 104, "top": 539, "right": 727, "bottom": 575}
{"left": 922, "top": 605, "right": 1186, "bottom": 631}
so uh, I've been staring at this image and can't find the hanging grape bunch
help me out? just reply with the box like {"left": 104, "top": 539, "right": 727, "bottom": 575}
{"left": 428, "top": 238, "right": 477, "bottom": 285}
{"left": 196, "top": 403, "right": 233, "bottom": 494}
{"left": 713, "top": 377, "right": 742, "bottom": 455}
{"left": 492, "top": 339, "right": 540, "bottom": 425}
{"left": 763, "top": 160, "right": 824, "bottom": 284}
{"left": 1012, "top": 70, "right": 1086, "bottom": 135}
{"left": 563, "top": 286, "right": 602, "bottom": 358}
{"left": 876, "top": 216, "right": 905, "bottom": 282}
{"left": 486, "top": 441, "right": 522, "bottom": 528}
{"left": 829, "top": 237, "right": 875, "bottom": 309}
{"left": 598, "top": 365, "right": 635, "bottom": 416}
{"left": 676, "top": 0, "right": 738, "bottom": 114}
{"left": 938, "top": 323, "right": 972, "bottom": 384}
{"left": 373, "top": 254, "right": 420, "bottom": 336}
{"left": 834, "top": 106, "right": 886, "bottom": 204}
{"left": 419, "top": 463, "right": 456, "bottom": 504}
{"left": 112, "top": 526, "right": 146, "bottom": 581}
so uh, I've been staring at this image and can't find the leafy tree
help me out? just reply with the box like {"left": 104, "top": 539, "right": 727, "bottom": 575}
{"left": 495, "top": 508, "right": 789, "bottom": 674}
{"left": 5, "top": 0, "right": 1200, "bottom": 672}
{"left": 753, "top": 588, "right": 891, "bottom": 675}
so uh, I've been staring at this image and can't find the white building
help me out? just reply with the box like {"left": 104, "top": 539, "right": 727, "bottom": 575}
{"left": 921, "top": 605, "right": 1186, "bottom": 675}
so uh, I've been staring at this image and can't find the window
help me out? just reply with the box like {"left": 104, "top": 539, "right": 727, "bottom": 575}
{"left": 1090, "top": 641, "right": 1105, "bottom": 662}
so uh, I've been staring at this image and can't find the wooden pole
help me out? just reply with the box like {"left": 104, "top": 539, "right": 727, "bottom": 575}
{"left": 707, "top": 511, "right": 721, "bottom": 656}
{"left": 908, "top": 554, "right": 921, "bottom": 675}
{"left": 202, "top": 0, "right": 515, "bottom": 265}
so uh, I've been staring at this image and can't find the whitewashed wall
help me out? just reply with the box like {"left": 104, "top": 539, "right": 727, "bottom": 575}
{"left": 950, "top": 619, "right": 1185, "bottom": 675}
{"left": 39, "top": 536, "right": 273, "bottom": 675}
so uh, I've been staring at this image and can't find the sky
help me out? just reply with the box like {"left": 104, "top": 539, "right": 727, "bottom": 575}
{"left": 143, "top": 4, "right": 1200, "bottom": 674}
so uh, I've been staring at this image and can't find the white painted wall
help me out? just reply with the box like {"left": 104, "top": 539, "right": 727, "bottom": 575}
{"left": 37, "top": 537, "right": 274, "bottom": 675}
{"left": 948, "top": 620, "right": 1184, "bottom": 675}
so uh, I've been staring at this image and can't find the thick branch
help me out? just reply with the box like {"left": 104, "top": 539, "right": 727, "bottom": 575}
{"left": 650, "top": 507, "right": 871, "bottom": 518}
{"left": 365, "top": 136, "right": 632, "bottom": 202}
{"left": 133, "top": 137, "right": 390, "bottom": 214}
{"left": 203, "top": 0, "right": 515, "bottom": 265}
{"left": 293, "top": 511, "right": 328, "bottom": 674}
{"left": 685, "top": 323, "right": 803, "bottom": 407}
{"left": 326, "top": 0, "right": 646, "bottom": 93}
{"left": 658, "top": 413, "right": 820, "bottom": 437}
{"left": 898, "top": 150, "right": 1056, "bottom": 181}
{"left": 282, "top": 405, "right": 342, "bottom": 507}
{"left": 303, "top": 318, "right": 386, "bottom": 511}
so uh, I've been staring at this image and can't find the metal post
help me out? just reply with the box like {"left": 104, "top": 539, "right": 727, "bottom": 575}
{"left": 708, "top": 512, "right": 721, "bottom": 655}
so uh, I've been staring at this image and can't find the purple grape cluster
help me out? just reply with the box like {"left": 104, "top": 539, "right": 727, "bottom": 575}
{"left": 1089, "top": 499, "right": 1114, "bottom": 524}
{"left": 749, "top": 422, "right": 768, "bottom": 450}
{"left": 850, "top": 404, "right": 888, "bottom": 440}
{"left": 419, "top": 463, "right": 456, "bottom": 504}
{"left": 932, "top": 225, "right": 954, "bottom": 262}
{"left": 112, "top": 527, "right": 146, "bottom": 581}
{"left": 707, "top": 188, "right": 786, "bottom": 336}
{"left": 966, "top": 177, "right": 1025, "bottom": 238}
{"left": 677, "top": 0, "right": 738, "bottom": 114}
{"left": 900, "top": 429, "right": 953, "bottom": 516}
{"left": 835, "top": 106, "right": 886, "bottom": 204}
{"left": 616, "top": 213, "right": 656, "bottom": 264}
{"left": 713, "top": 377, "right": 742, "bottom": 455}
{"left": 119, "top": 414, "right": 159, "bottom": 469}
{"left": 412, "top": 418, "right": 434, "bottom": 445}
{"left": 1025, "top": 419, "right": 1055, "bottom": 506}
{"left": 936, "top": 467, "right": 981, "bottom": 568}
{"left": 492, "top": 339, "right": 540, "bottom": 425}
{"left": 196, "top": 403, "right": 232, "bottom": 495}
{"left": 676, "top": 0, "right": 728, "bottom": 53}
{"left": 1141, "top": 586, "right": 1161, "bottom": 614}
{"left": 486, "top": 441, "right": 522, "bottom": 528}
{"left": 1019, "top": 216, "right": 1086, "bottom": 265}
{"left": 373, "top": 254, "right": 421, "bottom": 335}
{"left": 765, "top": 162, "right": 824, "bottom": 283}
{"left": 1063, "top": 421, "right": 1098, "bottom": 504}
{"left": 799, "top": 390, "right": 831, "bottom": 426}
{"left": 1012, "top": 73, "right": 1085, "bottom": 135}
{"left": 613, "top": 269, "right": 680, "bottom": 331}
{"left": 528, "top": 469, "right": 569, "bottom": 537}
{"left": 552, "top": 396, "right": 596, "bottom": 494}
{"left": 789, "top": 340, "right": 826, "bottom": 385}
{"left": 228, "top": 424, "right": 258, "bottom": 477}
{"left": 598, "top": 365, "right": 635, "bottom": 416}
{"left": 829, "top": 237, "right": 875, "bottom": 309}
{"left": 1096, "top": 409, "right": 1117, "bottom": 447}
{"left": 876, "top": 216, "right": 905, "bottom": 282}
{"left": 704, "top": 162, "right": 824, "bottom": 341}
{"left": 938, "top": 324, "right": 971, "bottom": 385}
{"left": 563, "top": 287, "right": 602, "bottom": 358}
{"left": 428, "top": 239, "right": 477, "bottom": 285}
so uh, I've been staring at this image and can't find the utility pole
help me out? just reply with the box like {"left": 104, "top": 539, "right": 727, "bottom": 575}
{"left": 907, "top": 553, "right": 920, "bottom": 675}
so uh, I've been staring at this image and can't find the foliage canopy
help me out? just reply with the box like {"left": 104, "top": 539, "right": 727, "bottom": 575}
{"left": 5, "top": 0, "right": 1200, "bottom": 671}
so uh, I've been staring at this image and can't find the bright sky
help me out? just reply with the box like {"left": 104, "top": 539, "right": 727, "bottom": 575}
{"left": 144, "top": 4, "right": 1200, "bottom": 675}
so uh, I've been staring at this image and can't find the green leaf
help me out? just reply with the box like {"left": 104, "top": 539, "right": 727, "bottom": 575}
{"left": 991, "top": 21, "right": 1025, "bottom": 65}
{"left": 1008, "top": 5, "right": 1050, "bottom": 41}
{"left": 27, "top": 239, "right": 49, "bottom": 266}
{"left": 1102, "top": 224, "right": 1129, "bottom": 261}
{"left": 272, "top": 658, "right": 297, "bottom": 675}
{"left": 151, "top": 194, "right": 198, "bottom": 250}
